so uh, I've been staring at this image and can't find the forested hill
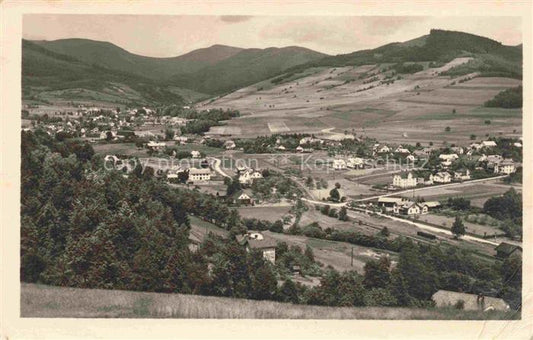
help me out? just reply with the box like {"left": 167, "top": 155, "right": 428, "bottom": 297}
{"left": 22, "top": 39, "right": 186, "bottom": 105}
{"left": 284, "top": 29, "right": 522, "bottom": 79}
{"left": 25, "top": 39, "right": 327, "bottom": 96}
{"left": 31, "top": 39, "right": 245, "bottom": 80}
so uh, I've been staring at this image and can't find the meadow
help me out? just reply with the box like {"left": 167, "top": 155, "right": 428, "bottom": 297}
{"left": 21, "top": 283, "right": 519, "bottom": 319}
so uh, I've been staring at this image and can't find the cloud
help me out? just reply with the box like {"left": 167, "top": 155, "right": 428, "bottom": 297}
{"left": 219, "top": 15, "right": 253, "bottom": 23}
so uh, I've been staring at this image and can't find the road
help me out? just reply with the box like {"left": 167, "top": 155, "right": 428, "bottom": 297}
{"left": 347, "top": 208, "right": 500, "bottom": 246}
{"left": 207, "top": 157, "right": 231, "bottom": 178}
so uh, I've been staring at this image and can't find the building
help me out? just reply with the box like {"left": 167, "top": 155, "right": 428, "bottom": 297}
{"left": 146, "top": 141, "right": 166, "bottom": 151}
{"left": 454, "top": 169, "right": 471, "bottom": 181}
{"left": 399, "top": 202, "right": 422, "bottom": 215}
{"left": 481, "top": 140, "right": 497, "bottom": 148}
{"left": 238, "top": 193, "right": 253, "bottom": 205}
{"left": 236, "top": 232, "right": 277, "bottom": 263}
{"left": 347, "top": 157, "right": 364, "bottom": 169}
{"left": 190, "top": 150, "right": 201, "bottom": 158}
{"left": 239, "top": 169, "right": 263, "bottom": 186}
{"left": 189, "top": 168, "right": 211, "bottom": 182}
{"left": 395, "top": 145, "right": 410, "bottom": 154}
{"left": 432, "top": 290, "right": 509, "bottom": 311}
{"left": 376, "top": 145, "right": 391, "bottom": 154}
{"left": 377, "top": 197, "right": 405, "bottom": 213}
{"left": 431, "top": 171, "right": 452, "bottom": 183}
{"left": 392, "top": 172, "right": 417, "bottom": 188}
{"left": 495, "top": 242, "right": 522, "bottom": 259}
{"left": 423, "top": 201, "right": 442, "bottom": 211}
{"left": 494, "top": 160, "right": 516, "bottom": 175}
{"left": 332, "top": 159, "right": 347, "bottom": 170}
{"left": 439, "top": 154, "right": 459, "bottom": 162}
{"left": 224, "top": 140, "right": 236, "bottom": 150}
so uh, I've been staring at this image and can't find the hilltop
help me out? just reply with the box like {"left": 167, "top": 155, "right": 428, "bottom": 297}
{"left": 32, "top": 39, "right": 245, "bottom": 80}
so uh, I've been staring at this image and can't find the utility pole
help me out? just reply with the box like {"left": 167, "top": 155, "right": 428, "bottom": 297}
{"left": 351, "top": 247, "right": 354, "bottom": 267}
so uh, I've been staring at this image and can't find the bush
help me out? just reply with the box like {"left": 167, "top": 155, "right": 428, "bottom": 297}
{"left": 454, "top": 299, "right": 465, "bottom": 310}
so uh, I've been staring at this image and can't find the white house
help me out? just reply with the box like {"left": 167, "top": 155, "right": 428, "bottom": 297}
{"left": 482, "top": 140, "right": 497, "bottom": 148}
{"left": 224, "top": 140, "right": 236, "bottom": 150}
{"left": 431, "top": 171, "right": 452, "bottom": 183}
{"left": 189, "top": 168, "right": 211, "bottom": 182}
{"left": 399, "top": 202, "right": 422, "bottom": 216}
{"left": 494, "top": 160, "right": 516, "bottom": 175}
{"left": 376, "top": 145, "right": 391, "bottom": 153}
{"left": 377, "top": 197, "right": 405, "bottom": 213}
{"left": 395, "top": 146, "right": 410, "bottom": 154}
{"left": 454, "top": 169, "right": 471, "bottom": 181}
{"left": 190, "top": 150, "right": 201, "bottom": 158}
{"left": 439, "top": 154, "right": 459, "bottom": 162}
{"left": 514, "top": 142, "right": 522, "bottom": 148}
{"left": 347, "top": 157, "right": 364, "bottom": 169}
{"left": 392, "top": 172, "right": 417, "bottom": 188}
{"left": 146, "top": 141, "right": 166, "bottom": 151}
{"left": 332, "top": 159, "right": 347, "bottom": 170}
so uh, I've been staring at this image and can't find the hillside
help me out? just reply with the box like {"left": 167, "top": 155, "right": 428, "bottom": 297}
{"left": 32, "top": 39, "right": 244, "bottom": 80}
{"left": 23, "top": 39, "right": 327, "bottom": 102}
{"left": 21, "top": 283, "right": 518, "bottom": 319}
{"left": 167, "top": 46, "right": 328, "bottom": 94}
{"left": 199, "top": 30, "right": 522, "bottom": 144}
{"left": 22, "top": 40, "right": 186, "bottom": 106}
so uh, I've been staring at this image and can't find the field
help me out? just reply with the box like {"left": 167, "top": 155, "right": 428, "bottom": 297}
{"left": 397, "top": 180, "right": 521, "bottom": 207}
{"left": 236, "top": 206, "right": 292, "bottom": 222}
{"left": 417, "top": 213, "right": 503, "bottom": 238}
{"left": 199, "top": 59, "right": 522, "bottom": 144}
{"left": 21, "top": 283, "right": 518, "bottom": 319}
{"left": 92, "top": 142, "right": 222, "bottom": 157}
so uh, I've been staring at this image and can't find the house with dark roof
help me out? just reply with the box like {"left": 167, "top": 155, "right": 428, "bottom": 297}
{"left": 236, "top": 232, "right": 277, "bottom": 263}
{"left": 495, "top": 242, "right": 522, "bottom": 259}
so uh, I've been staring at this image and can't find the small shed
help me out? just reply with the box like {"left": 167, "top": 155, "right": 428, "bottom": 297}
{"left": 495, "top": 242, "right": 522, "bottom": 259}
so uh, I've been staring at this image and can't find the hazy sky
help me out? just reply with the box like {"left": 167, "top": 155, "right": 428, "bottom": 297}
{"left": 23, "top": 15, "right": 522, "bottom": 57}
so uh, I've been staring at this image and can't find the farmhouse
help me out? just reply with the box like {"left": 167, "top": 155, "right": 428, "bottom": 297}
{"left": 392, "top": 172, "right": 417, "bottom": 188}
{"left": 189, "top": 168, "right": 211, "bottom": 182}
{"left": 236, "top": 232, "right": 277, "bottom": 263}
{"left": 423, "top": 201, "right": 442, "bottom": 211}
{"left": 432, "top": 290, "right": 509, "bottom": 311}
{"left": 495, "top": 242, "right": 522, "bottom": 259}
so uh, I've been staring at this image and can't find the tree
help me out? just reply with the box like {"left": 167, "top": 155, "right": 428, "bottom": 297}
{"left": 304, "top": 245, "right": 315, "bottom": 262}
{"left": 379, "top": 227, "right": 390, "bottom": 237}
{"left": 363, "top": 257, "right": 391, "bottom": 289}
{"left": 338, "top": 206, "right": 348, "bottom": 221}
{"left": 278, "top": 279, "right": 299, "bottom": 304}
{"left": 329, "top": 188, "right": 340, "bottom": 202}
{"left": 305, "top": 176, "right": 314, "bottom": 189}
{"left": 106, "top": 131, "right": 114, "bottom": 141}
{"left": 445, "top": 126, "right": 451, "bottom": 132}
{"left": 451, "top": 216, "right": 466, "bottom": 239}
{"left": 165, "top": 128, "right": 175, "bottom": 140}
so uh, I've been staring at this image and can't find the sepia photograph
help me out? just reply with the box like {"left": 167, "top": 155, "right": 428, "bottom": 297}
{"left": 1, "top": 0, "right": 532, "bottom": 339}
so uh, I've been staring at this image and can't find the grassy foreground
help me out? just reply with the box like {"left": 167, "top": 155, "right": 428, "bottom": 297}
{"left": 21, "top": 284, "right": 519, "bottom": 319}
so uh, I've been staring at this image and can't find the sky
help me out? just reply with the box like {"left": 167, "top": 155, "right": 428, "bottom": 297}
{"left": 23, "top": 15, "right": 522, "bottom": 58}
